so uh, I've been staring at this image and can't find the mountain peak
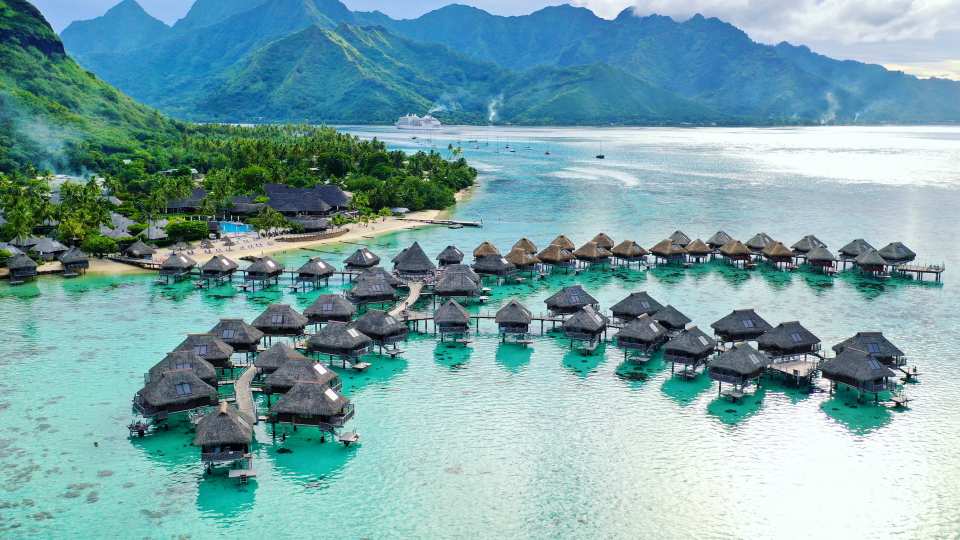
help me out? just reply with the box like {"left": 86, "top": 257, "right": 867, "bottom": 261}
{"left": 62, "top": 0, "right": 170, "bottom": 57}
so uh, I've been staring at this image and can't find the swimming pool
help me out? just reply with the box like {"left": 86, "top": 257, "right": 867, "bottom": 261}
{"left": 219, "top": 221, "right": 252, "bottom": 234}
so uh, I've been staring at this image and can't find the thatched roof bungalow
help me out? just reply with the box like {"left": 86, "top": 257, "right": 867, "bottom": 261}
{"left": 650, "top": 239, "right": 687, "bottom": 264}
{"left": 745, "top": 232, "right": 775, "bottom": 254}
{"left": 394, "top": 242, "right": 436, "bottom": 277}
{"left": 59, "top": 248, "right": 89, "bottom": 276}
{"left": 134, "top": 370, "right": 218, "bottom": 418}
{"left": 435, "top": 300, "right": 471, "bottom": 338}
{"left": 616, "top": 314, "right": 668, "bottom": 352}
{"left": 878, "top": 242, "right": 916, "bottom": 265}
{"left": 545, "top": 285, "right": 598, "bottom": 315}
{"left": 435, "top": 270, "right": 481, "bottom": 298}
{"left": 270, "top": 382, "right": 354, "bottom": 431}
{"left": 664, "top": 327, "right": 717, "bottom": 368}
{"left": 125, "top": 240, "right": 155, "bottom": 260}
{"left": 174, "top": 334, "right": 235, "bottom": 369}
{"left": 708, "top": 343, "right": 770, "bottom": 386}
{"left": 791, "top": 235, "right": 826, "bottom": 255}
{"left": 201, "top": 255, "right": 238, "bottom": 279}
{"left": 504, "top": 248, "right": 540, "bottom": 270}
{"left": 757, "top": 321, "right": 821, "bottom": 357}
{"left": 353, "top": 310, "right": 408, "bottom": 345}
{"left": 669, "top": 230, "right": 691, "bottom": 247}
{"left": 473, "top": 241, "right": 501, "bottom": 259}
{"left": 761, "top": 242, "right": 794, "bottom": 265}
{"left": 719, "top": 240, "right": 752, "bottom": 264}
{"left": 591, "top": 233, "right": 615, "bottom": 250}
{"left": 550, "top": 235, "right": 576, "bottom": 251}
{"left": 193, "top": 402, "right": 253, "bottom": 464}
{"left": 710, "top": 309, "right": 773, "bottom": 343}
{"left": 160, "top": 253, "right": 197, "bottom": 279}
{"left": 685, "top": 239, "right": 712, "bottom": 262}
{"left": 821, "top": 349, "right": 896, "bottom": 394}
{"left": 305, "top": 294, "right": 356, "bottom": 324}
{"left": 344, "top": 248, "right": 380, "bottom": 269}
{"left": 563, "top": 306, "right": 608, "bottom": 342}
{"left": 805, "top": 246, "right": 837, "bottom": 271}
{"left": 245, "top": 256, "right": 284, "bottom": 282}
{"left": 296, "top": 257, "right": 336, "bottom": 282}
{"left": 437, "top": 245, "right": 465, "bottom": 266}
{"left": 513, "top": 238, "right": 538, "bottom": 254}
{"left": 265, "top": 355, "right": 340, "bottom": 394}
{"left": 839, "top": 239, "right": 875, "bottom": 261}
{"left": 651, "top": 305, "right": 692, "bottom": 332}
{"left": 255, "top": 342, "right": 310, "bottom": 375}
{"left": 473, "top": 255, "right": 516, "bottom": 277}
{"left": 30, "top": 238, "right": 68, "bottom": 261}
{"left": 537, "top": 244, "right": 574, "bottom": 266}
{"left": 307, "top": 322, "right": 372, "bottom": 358}
{"left": 252, "top": 304, "right": 309, "bottom": 336}
{"left": 855, "top": 249, "right": 888, "bottom": 275}
{"left": 610, "top": 240, "right": 648, "bottom": 262}
{"left": 706, "top": 231, "right": 734, "bottom": 250}
{"left": 573, "top": 242, "right": 611, "bottom": 264}
{"left": 496, "top": 299, "right": 532, "bottom": 336}
{"left": 7, "top": 254, "right": 37, "bottom": 284}
{"left": 832, "top": 332, "right": 905, "bottom": 367}
{"left": 208, "top": 319, "right": 264, "bottom": 353}
{"left": 148, "top": 351, "right": 218, "bottom": 387}
{"left": 347, "top": 275, "right": 397, "bottom": 304}
{"left": 611, "top": 292, "right": 663, "bottom": 321}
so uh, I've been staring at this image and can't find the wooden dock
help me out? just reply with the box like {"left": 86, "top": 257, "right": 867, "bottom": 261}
{"left": 896, "top": 263, "right": 945, "bottom": 282}
{"left": 389, "top": 281, "right": 424, "bottom": 317}
{"left": 233, "top": 366, "right": 257, "bottom": 423}
{"left": 398, "top": 218, "right": 482, "bottom": 228}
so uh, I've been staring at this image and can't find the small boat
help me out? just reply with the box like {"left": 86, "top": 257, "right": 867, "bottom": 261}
{"left": 545, "top": 151, "right": 551, "bottom": 155}
{"left": 596, "top": 154, "right": 605, "bottom": 159}
{"left": 448, "top": 224, "right": 463, "bottom": 230}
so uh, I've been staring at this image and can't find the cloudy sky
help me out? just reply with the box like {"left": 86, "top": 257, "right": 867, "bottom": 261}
{"left": 33, "top": 0, "right": 960, "bottom": 80}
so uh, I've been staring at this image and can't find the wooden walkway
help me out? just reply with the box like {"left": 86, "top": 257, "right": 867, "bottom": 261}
{"left": 390, "top": 281, "right": 424, "bottom": 317}
{"left": 398, "top": 218, "right": 482, "bottom": 228}
{"left": 233, "top": 366, "right": 257, "bottom": 422}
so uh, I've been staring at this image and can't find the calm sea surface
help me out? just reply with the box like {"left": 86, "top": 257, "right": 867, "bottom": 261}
{"left": 1, "top": 126, "right": 958, "bottom": 538}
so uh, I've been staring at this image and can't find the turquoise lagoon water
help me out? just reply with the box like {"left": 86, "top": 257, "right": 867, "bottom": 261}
{"left": 1, "top": 126, "right": 959, "bottom": 538}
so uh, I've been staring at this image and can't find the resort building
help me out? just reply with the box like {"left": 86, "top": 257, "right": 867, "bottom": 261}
{"left": 255, "top": 343, "right": 310, "bottom": 376}
{"left": 173, "top": 334, "right": 235, "bottom": 369}
{"left": 270, "top": 382, "right": 355, "bottom": 434}
{"left": 125, "top": 240, "right": 156, "bottom": 260}
{"left": 265, "top": 355, "right": 340, "bottom": 396}
{"left": 610, "top": 240, "right": 648, "bottom": 266}
{"left": 307, "top": 322, "right": 372, "bottom": 362}
{"left": 7, "top": 254, "right": 37, "bottom": 285}
{"left": 344, "top": 248, "right": 380, "bottom": 270}
{"left": 159, "top": 253, "right": 197, "bottom": 282}
{"left": 562, "top": 305, "right": 608, "bottom": 352}
{"left": 353, "top": 310, "right": 408, "bottom": 349}
{"left": 821, "top": 348, "right": 897, "bottom": 401}
{"left": 610, "top": 292, "right": 663, "bottom": 322}
{"left": 304, "top": 294, "right": 356, "bottom": 325}
{"left": 615, "top": 314, "right": 669, "bottom": 358}
{"left": 545, "top": 285, "right": 599, "bottom": 315}
{"left": 295, "top": 258, "right": 336, "bottom": 287}
{"left": 252, "top": 304, "right": 309, "bottom": 337}
{"left": 710, "top": 309, "right": 773, "bottom": 343}
{"left": 134, "top": 370, "right": 218, "bottom": 419}
{"left": 664, "top": 326, "right": 717, "bottom": 376}
{"left": 193, "top": 402, "right": 253, "bottom": 472}
{"left": 147, "top": 351, "right": 218, "bottom": 387}
{"left": 393, "top": 242, "right": 436, "bottom": 279}
{"left": 832, "top": 332, "right": 906, "bottom": 368}
{"left": 513, "top": 238, "right": 538, "bottom": 254}
{"left": 434, "top": 300, "right": 472, "bottom": 342}
{"left": 437, "top": 245, "right": 465, "bottom": 266}
{"left": 208, "top": 319, "right": 264, "bottom": 354}
{"left": 201, "top": 255, "right": 239, "bottom": 282}
{"left": 708, "top": 343, "right": 770, "bottom": 397}
{"left": 59, "top": 248, "right": 89, "bottom": 277}
{"left": 651, "top": 305, "right": 692, "bottom": 333}
{"left": 668, "top": 230, "right": 691, "bottom": 247}
{"left": 756, "top": 322, "right": 821, "bottom": 359}
{"left": 496, "top": 299, "right": 533, "bottom": 342}
{"left": 706, "top": 231, "right": 735, "bottom": 252}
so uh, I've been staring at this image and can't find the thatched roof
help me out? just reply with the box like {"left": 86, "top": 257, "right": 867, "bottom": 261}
{"left": 710, "top": 309, "right": 772, "bottom": 340}
{"left": 550, "top": 235, "right": 576, "bottom": 250}
{"left": 685, "top": 239, "right": 711, "bottom": 256}
{"left": 806, "top": 246, "right": 836, "bottom": 264}
{"left": 357, "top": 267, "right": 402, "bottom": 287}
{"left": 255, "top": 342, "right": 310, "bottom": 373}
{"left": 435, "top": 300, "right": 471, "bottom": 326}
{"left": 202, "top": 255, "right": 238, "bottom": 274}
{"left": 573, "top": 241, "right": 611, "bottom": 261}
{"left": 174, "top": 334, "right": 234, "bottom": 364}
{"left": 271, "top": 381, "right": 350, "bottom": 417}
{"left": 473, "top": 241, "right": 501, "bottom": 258}
{"left": 591, "top": 233, "right": 615, "bottom": 250}
{"left": 437, "top": 245, "right": 465, "bottom": 264}
{"left": 791, "top": 235, "right": 826, "bottom": 254}
{"left": 394, "top": 242, "right": 436, "bottom": 274}
{"left": 138, "top": 370, "right": 218, "bottom": 409}
{"left": 344, "top": 248, "right": 380, "bottom": 268}
{"left": 821, "top": 349, "right": 896, "bottom": 384}
{"left": 668, "top": 230, "right": 691, "bottom": 247}
{"left": 617, "top": 314, "right": 667, "bottom": 342}
{"left": 761, "top": 242, "right": 794, "bottom": 259}
{"left": 611, "top": 292, "right": 663, "bottom": 319}
{"left": 537, "top": 244, "right": 574, "bottom": 264}
{"left": 855, "top": 249, "right": 887, "bottom": 267}
{"left": 665, "top": 327, "right": 716, "bottom": 356}
{"left": 706, "top": 231, "right": 734, "bottom": 248}
{"left": 245, "top": 256, "right": 283, "bottom": 276}
{"left": 296, "top": 257, "right": 336, "bottom": 278}
{"left": 353, "top": 310, "right": 406, "bottom": 340}
{"left": 348, "top": 275, "right": 397, "bottom": 301}
{"left": 209, "top": 319, "right": 264, "bottom": 349}
{"left": 473, "top": 255, "right": 516, "bottom": 275}
{"left": 30, "top": 237, "right": 68, "bottom": 255}
{"left": 505, "top": 248, "right": 540, "bottom": 267}
{"left": 563, "top": 305, "right": 608, "bottom": 334}
{"left": 710, "top": 343, "right": 770, "bottom": 376}
{"left": 126, "top": 240, "right": 155, "bottom": 257}
{"left": 611, "top": 240, "right": 648, "bottom": 259}
{"left": 757, "top": 321, "right": 820, "bottom": 351}
{"left": 745, "top": 232, "right": 775, "bottom": 252}
{"left": 878, "top": 242, "right": 916, "bottom": 264}
{"left": 266, "top": 358, "right": 339, "bottom": 393}
{"left": 148, "top": 351, "right": 218, "bottom": 386}
{"left": 304, "top": 294, "right": 356, "bottom": 322}
{"left": 252, "top": 304, "right": 309, "bottom": 334}
{"left": 307, "top": 322, "right": 372, "bottom": 354}
{"left": 839, "top": 238, "right": 874, "bottom": 258}
{"left": 193, "top": 402, "right": 253, "bottom": 447}
{"left": 441, "top": 263, "right": 481, "bottom": 282}
{"left": 435, "top": 271, "right": 481, "bottom": 296}
{"left": 832, "top": 332, "right": 904, "bottom": 359}
{"left": 719, "top": 240, "right": 751, "bottom": 258}
{"left": 651, "top": 305, "right": 692, "bottom": 330}
{"left": 650, "top": 239, "right": 687, "bottom": 258}
{"left": 161, "top": 253, "right": 197, "bottom": 271}
{"left": 59, "top": 247, "right": 89, "bottom": 266}
{"left": 513, "top": 238, "right": 538, "bottom": 254}
{"left": 496, "top": 299, "right": 532, "bottom": 326}
{"left": 545, "top": 285, "right": 598, "bottom": 313}
{"left": 7, "top": 253, "right": 35, "bottom": 271}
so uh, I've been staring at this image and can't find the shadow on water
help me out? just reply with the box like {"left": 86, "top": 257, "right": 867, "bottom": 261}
{"left": 561, "top": 346, "right": 606, "bottom": 378}
{"left": 820, "top": 389, "right": 895, "bottom": 435}
{"left": 614, "top": 351, "right": 666, "bottom": 388}
{"left": 800, "top": 271, "right": 835, "bottom": 293}
{"left": 128, "top": 416, "right": 199, "bottom": 471}
{"left": 661, "top": 371, "right": 712, "bottom": 406}
{"left": 263, "top": 428, "right": 357, "bottom": 485}
{"left": 706, "top": 387, "right": 767, "bottom": 425}
{"left": 434, "top": 340, "right": 473, "bottom": 370}
{"left": 338, "top": 355, "right": 409, "bottom": 395}
{"left": 757, "top": 265, "right": 794, "bottom": 290}
{"left": 495, "top": 342, "right": 533, "bottom": 373}
{"left": 759, "top": 377, "right": 816, "bottom": 405}
{"left": 648, "top": 265, "right": 686, "bottom": 287}
{"left": 838, "top": 270, "right": 943, "bottom": 301}
{"left": 194, "top": 463, "right": 257, "bottom": 520}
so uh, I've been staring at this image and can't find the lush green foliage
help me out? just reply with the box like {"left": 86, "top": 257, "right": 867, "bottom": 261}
{"left": 164, "top": 219, "right": 208, "bottom": 241}
{"left": 0, "top": 169, "right": 53, "bottom": 241}
{"left": 248, "top": 207, "right": 291, "bottom": 234}
{"left": 0, "top": 248, "right": 11, "bottom": 266}
{"left": 56, "top": 180, "right": 110, "bottom": 242}
{"left": 81, "top": 234, "right": 117, "bottom": 256}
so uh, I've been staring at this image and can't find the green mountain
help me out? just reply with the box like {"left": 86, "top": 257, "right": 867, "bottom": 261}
{"left": 0, "top": 0, "right": 180, "bottom": 172}
{"left": 171, "top": 0, "right": 266, "bottom": 32}
{"left": 60, "top": 0, "right": 170, "bottom": 62}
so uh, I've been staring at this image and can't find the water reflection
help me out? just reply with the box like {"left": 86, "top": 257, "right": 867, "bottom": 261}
{"left": 661, "top": 372, "right": 712, "bottom": 406}
{"left": 706, "top": 387, "right": 766, "bottom": 425}
{"left": 495, "top": 342, "right": 533, "bottom": 373}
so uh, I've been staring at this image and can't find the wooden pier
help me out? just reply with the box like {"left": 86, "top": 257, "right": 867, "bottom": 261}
{"left": 895, "top": 263, "right": 945, "bottom": 282}
{"left": 233, "top": 366, "right": 258, "bottom": 423}
{"left": 398, "top": 218, "right": 482, "bottom": 228}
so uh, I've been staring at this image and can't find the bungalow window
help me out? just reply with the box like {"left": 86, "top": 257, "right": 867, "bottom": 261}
{"left": 742, "top": 319, "right": 755, "bottom": 328}
{"left": 175, "top": 383, "right": 192, "bottom": 396}
{"left": 321, "top": 303, "right": 334, "bottom": 313}
{"left": 221, "top": 329, "right": 237, "bottom": 339}
{"left": 174, "top": 362, "right": 193, "bottom": 370}
{"left": 271, "top": 314, "right": 284, "bottom": 324}
{"left": 370, "top": 284, "right": 385, "bottom": 293}
{"left": 640, "top": 301, "right": 650, "bottom": 309}
{"left": 790, "top": 332, "right": 803, "bottom": 343}
{"left": 194, "top": 344, "right": 209, "bottom": 356}
{"left": 867, "top": 343, "right": 881, "bottom": 354}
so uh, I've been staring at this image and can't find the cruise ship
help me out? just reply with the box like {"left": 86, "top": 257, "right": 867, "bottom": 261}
{"left": 395, "top": 114, "right": 443, "bottom": 130}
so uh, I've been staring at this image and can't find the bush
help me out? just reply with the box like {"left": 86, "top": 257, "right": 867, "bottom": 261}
{"left": 0, "top": 248, "right": 11, "bottom": 267}
{"left": 81, "top": 235, "right": 118, "bottom": 257}
{"left": 165, "top": 220, "right": 209, "bottom": 241}
{"left": 127, "top": 223, "right": 147, "bottom": 236}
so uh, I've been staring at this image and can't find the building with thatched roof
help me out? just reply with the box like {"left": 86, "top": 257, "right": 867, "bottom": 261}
{"left": 305, "top": 294, "right": 356, "bottom": 324}
{"left": 473, "top": 255, "right": 516, "bottom": 277}
{"left": 174, "top": 334, "right": 235, "bottom": 369}
{"left": 496, "top": 299, "right": 532, "bottom": 337}
{"left": 550, "top": 235, "right": 576, "bottom": 251}
{"left": 762, "top": 241, "right": 794, "bottom": 266}
{"left": 435, "top": 300, "right": 471, "bottom": 340}
{"left": 573, "top": 242, "right": 611, "bottom": 265}
{"left": 265, "top": 356, "right": 340, "bottom": 395}
{"left": 832, "top": 332, "right": 905, "bottom": 367}
{"left": 125, "top": 240, "right": 155, "bottom": 260}
{"left": 344, "top": 248, "right": 380, "bottom": 269}
{"left": 563, "top": 305, "right": 608, "bottom": 344}
{"left": 208, "top": 319, "right": 264, "bottom": 353}
{"left": 757, "top": 321, "right": 820, "bottom": 357}
{"left": 270, "top": 381, "right": 354, "bottom": 431}
{"left": 160, "top": 253, "right": 197, "bottom": 280}
{"left": 664, "top": 327, "right": 716, "bottom": 371}
{"left": 616, "top": 314, "right": 668, "bottom": 354}
{"left": 394, "top": 242, "right": 436, "bottom": 277}
{"left": 745, "top": 232, "right": 775, "bottom": 254}
{"left": 253, "top": 304, "right": 309, "bottom": 336}
{"left": 591, "top": 233, "right": 615, "bottom": 250}
{"left": 855, "top": 249, "right": 888, "bottom": 275}
{"left": 650, "top": 239, "right": 687, "bottom": 265}
{"left": 611, "top": 292, "right": 663, "bottom": 321}
{"left": 839, "top": 239, "right": 875, "bottom": 262}
{"left": 669, "top": 230, "right": 691, "bottom": 247}
{"left": 536, "top": 244, "right": 574, "bottom": 267}
{"left": 652, "top": 305, "right": 692, "bottom": 332}
{"left": 59, "top": 248, "right": 89, "bottom": 277}
{"left": 435, "top": 270, "right": 481, "bottom": 298}
{"left": 201, "top": 255, "right": 238, "bottom": 280}
{"left": 805, "top": 246, "right": 837, "bottom": 272}
{"left": 244, "top": 256, "right": 284, "bottom": 283}
{"left": 719, "top": 240, "right": 752, "bottom": 266}
{"left": 610, "top": 240, "right": 648, "bottom": 263}
{"left": 7, "top": 254, "right": 37, "bottom": 284}
{"left": 821, "top": 349, "right": 896, "bottom": 395}
{"left": 296, "top": 258, "right": 336, "bottom": 283}
{"left": 148, "top": 351, "right": 218, "bottom": 387}
{"left": 706, "top": 231, "right": 734, "bottom": 250}
{"left": 708, "top": 343, "right": 770, "bottom": 387}
{"left": 353, "top": 310, "right": 408, "bottom": 346}
{"left": 513, "top": 238, "right": 538, "bottom": 254}
{"left": 710, "top": 309, "right": 773, "bottom": 343}
{"left": 441, "top": 264, "right": 481, "bottom": 282}
{"left": 347, "top": 275, "right": 397, "bottom": 305}
{"left": 878, "top": 242, "right": 916, "bottom": 265}
{"left": 473, "top": 241, "right": 501, "bottom": 259}
{"left": 437, "top": 245, "right": 465, "bottom": 266}
{"left": 193, "top": 402, "right": 253, "bottom": 465}
{"left": 134, "top": 369, "right": 218, "bottom": 418}
{"left": 791, "top": 235, "right": 826, "bottom": 256}
{"left": 505, "top": 248, "right": 540, "bottom": 271}
{"left": 30, "top": 238, "right": 68, "bottom": 261}
{"left": 685, "top": 239, "right": 711, "bottom": 262}
{"left": 255, "top": 342, "right": 311, "bottom": 375}
{"left": 307, "top": 322, "right": 372, "bottom": 359}
{"left": 359, "top": 267, "right": 403, "bottom": 287}
{"left": 545, "top": 285, "right": 598, "bottom": 315}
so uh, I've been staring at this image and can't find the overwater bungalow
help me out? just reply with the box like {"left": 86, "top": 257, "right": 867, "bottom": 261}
{"left": 59, "top": 248, "right": 89, "bottom": 277}
{"left": 265, "top": 355, "right": 340, "bottom": 396}
{"left": 134, "top": 370, "right": 218, "bottom": 419}
{"left": 616, "top": 314, "right": 668, "bottom": 358}
{"left": 344, "top": 248, "right": 380, "bottom": 270}
{"left": 854, "top": 249, "right": 888, "bottom": 277}
{"left": 360, "top": 267, "right": 403, "bottom": 287}
{"left": 573, "top": 241, "right": 611, "bottom": 267}
{"left": 305, "top": 294, "right": 356, "bottom": 325}
{"left": 708, "top": 343, "right": 770, "bottom": 398}
{"left": 706, "top": 231, "right": 735, "bottom": 252}
{"left": 307, "top": 322, "right": 372, "bottom": 362}
{"left": 253, "top": 304, "right": 309, "bottom": 337}
{"left": 562, "top": 306, "right": 608, "bottom": 353}
{"left": 611, "top": 292, "right": 663, "bottom": 322}
{"left": 353, "top": 310, "right": 408, "bottom": 349}
{"left": 513, "top": 238, "right": 538, "bottom": 254}
{"left": 545, "top": 285, "right": 599, "bottom": 316}
{"left": 147, "top": 351, "right": 218, "bottom": 387}
{"left": 7, "top": 254, "right": 37, "bottom": 285}
{"left": 347, "top": 275, "right": 397, "bottom": 305}
{"left": 805, "top": 246, "right": 837, "bottom": 273}
{"left": 668, "top": 230, "right": 691, "bottom": 247}
{"left": 745, "top": 232, "right": 775, "bottom": 256}
{"left": 208, "top": 319, "right": 264, "bottom": 354}
{"left": 504, "top": 248, "right": 540, "bottom": 273}
{"left": 685, "top": 239, "right": 712, "bottom": 263}
{"left": 255, "top": 342, "right": 310, "bottom": 376}
{"left": 650, "top": 239, "right": 687, "bottom": 265}
{"left": 719, "top": 240, "right": 752, "bottom": 267}
{"left": 435, "top": 270, "right": 482, "bottom": 299}
{"left": 160, "top": 253, "right": 197, "bottom": 282}
{"left": 536, "top": 244, "right": 575, "bottom": 271}
{"left": 30, "top": 237, "right": 68, "bottom": 261}
{"left": 821, "top": 348, "right": 896, "bottom": 401}
{"left": 435, "top": 300, "right": 472, "bottom": 342}
{"left": 201, "top": 255, "right": 239, "bottom": 282}
{"left": 878, "top": 242, "right": 916, "bottom": 265}
{"left": 591, "top": 233, "right": 615, "bottom": 250}
{"left": 269, "top": 381, "right": 354, "bottom": 433}
{"left": 839, "top": 238, "right": 875, "bottom": 268}
{"left": 550, "top": 235, "right": 576, "bottom": 251}
{"left": 832, "top": 332, "right": 906, "bottom": 368}
{"left": 761, "top": 242, "right": 795, "bottom": 269}
{"left": 174, "top": 334, "right": 235, "bottom": 369}
{"left": 791, "top": 235, "right": 827, "bottom": 258}
{"left": 193, "top": 402, "right": 254, "bottom": 471}
{"left": 610, "top": 240, "right": 648, "bottom": 266}
{"left": 473, "top": 255, "right": 517, "bottom": 278}
{"left": 651, "top": 305, "right": 692, "bottom": 333}
{"left": 711, "top": 309, "right": 773, "bottom": 343}
{"left": 496, "top": 299, "right": 533, "bottom": 342}
{"left": 126, "top": 240, "right": 156, "bottom": 260}
{"left": 244, "top": 256, "right": 284, "bottom": 288}
{"left": 393, "top": 242, "right": 436, "bottom": 279}
{"left": 442, "top": 264, "right": 481, "bottom": 282}
{"left": 437, "top": 245, "right": 465, "bottom": 266}
{"left": 473, "top": 241, "right": 501, "bottom": 259}
{"left": 295, "top": 257, "right": 336, "bottom": 287}
{"left": 757, "top": 321, "right": 821, "bottom": 359}
{"left": 664, "top": 327, "right": 717, "bottom": 377}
